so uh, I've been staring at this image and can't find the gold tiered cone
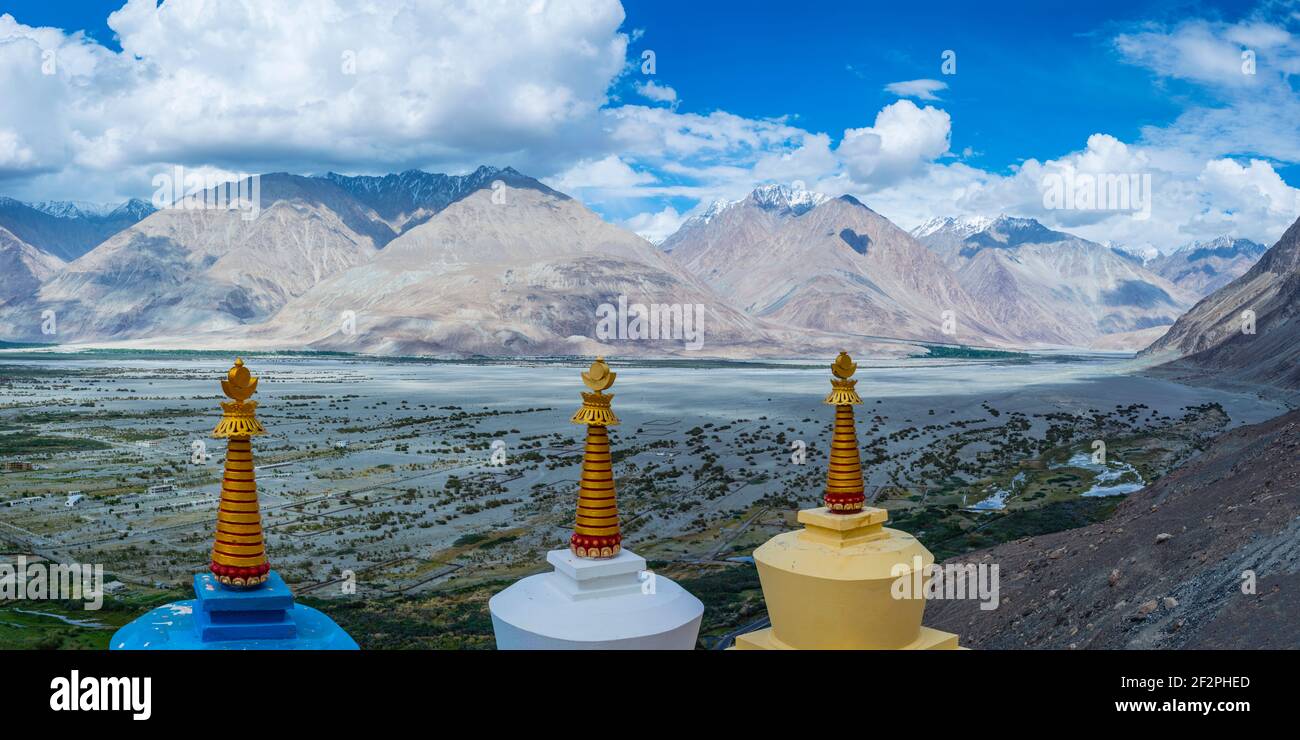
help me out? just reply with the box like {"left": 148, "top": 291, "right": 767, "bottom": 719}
{"left": 823, "top": 351, "right": 866, "bottom": 512}
{"left": 569, "top": 357, "right": 621, "bottom": 558}
{"left": 209, "top": 358, "right": 270, "bottom": 588}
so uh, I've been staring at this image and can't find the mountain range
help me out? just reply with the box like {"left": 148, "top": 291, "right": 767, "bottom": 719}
{"left": 911, "top": 215, "right": 1194, "bottom": 347}
{"left": 252, "top": 182, "right": 835, "bottom": 357}
{"left": 664, "top": 186, "right": 1008, "bottom": 345}
{"left": 0, "top": 170, "right": 864, "bottom": 357}
{"left": 1142, "top": 217, "right": 1300, "bottom": 390}
{"left": 1145, "top": 236, "right": 1267, "bottom": 298}
{"left": 0, "top": 196, "right": 154, "bottom": 262}
{"left": 0, "top": 167, "right": 1284, "bottom": 359}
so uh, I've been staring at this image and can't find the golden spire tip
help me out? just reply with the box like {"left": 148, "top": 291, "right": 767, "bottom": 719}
{"left": 581, "top": 356, "right": 616, "bottom": 392}
{"left": 832, "top": 351, "right": 857, "bottom": 380}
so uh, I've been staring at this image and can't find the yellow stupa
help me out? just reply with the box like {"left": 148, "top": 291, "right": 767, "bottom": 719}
{"left": 209, "top": 358, "right": 270, "bottom": 588}
{"left": 735, "top": 351, "right": 962, "bottom": 650}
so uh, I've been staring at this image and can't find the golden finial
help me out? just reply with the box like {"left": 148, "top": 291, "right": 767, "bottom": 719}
{"left": 221, "top": 357, "right": 258, "bottom": 402}
{"left": 213, "top": 358, "right": 266, "bottom": 439}
{"left": 831, "top": 351, "right": 857, "bottom": 380}
{"left": 581, "top": 356, "right": 616, "bottom": 392}
{"left": 572, "top": 357, "right": 619, "bottom": 427}
{"left": 825, "top": 351, "right": 862, "bottom": 406}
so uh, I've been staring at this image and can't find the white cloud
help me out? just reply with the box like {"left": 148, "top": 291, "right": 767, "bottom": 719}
{"left": 859, "top": 133, "right": 1300, "bottom": 252}
{"left": 0, "top": 129, "right": 36, "bottom": 170}
{"left": 622, "top": 205, "right": 685, "bottom": 243}
{"left": 0, "top": 0, "right": 630, "bottom": 198}
{"left": 1, "top": 1, "right": 1297, "bottom": 257}
{"left": 1116, "top": 19, "right": 1300, "bottom": 88}
{"left": 751, "top": 133, "right": 838, "bottom": 184}
{"left": 634, "top": 80, "right": 678, "bottom": 105}
{"left": 837, "top": 100, "right": 951, "bottom": 188}
{"left": 546, "top": 155, "right": 656, "bottom": 192}
{"left": 883, "top": 79, "right": 948, "bottom": 101}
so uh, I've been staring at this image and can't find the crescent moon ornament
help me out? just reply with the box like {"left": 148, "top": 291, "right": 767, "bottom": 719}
{"left": 581, "top": 356, "right": 616, "bottom": 392}
{"left": 221, "top": 357, "right": 259, "bottom": 401}
{"left": 831, "top": 351, "right": 857, "bottom": 380}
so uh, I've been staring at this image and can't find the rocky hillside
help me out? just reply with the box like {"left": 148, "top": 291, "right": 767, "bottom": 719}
{"left": 6, "top": 174, "right": 387, "bottom": 342}
{"left": 1142, "top": 216, "right": 1300, "bottom": 390}
{"left": 324, "top": 165, "right": 557, "bottom": 236}
{"left": 0, "top": 226, "right": 63, "bottom": 308}
{"left": 666, "top": 186, "right": 1009, "bottom": 345}
{"left": 925, "top": 408, "right": 1300, "bottom": 649}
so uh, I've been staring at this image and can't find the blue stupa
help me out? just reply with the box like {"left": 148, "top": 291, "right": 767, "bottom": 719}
{"left": 111, "top": 359, "right": 357, "bottom": 651}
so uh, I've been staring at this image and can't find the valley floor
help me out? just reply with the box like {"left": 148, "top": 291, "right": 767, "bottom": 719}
{"left": 0, "top": 352, "right": 1289, "bottom": 649}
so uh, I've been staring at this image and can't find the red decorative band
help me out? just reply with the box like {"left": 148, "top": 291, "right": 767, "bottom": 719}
{"left": 824, "top": 492, "right": 865, "bottom": 512}
{"left": 569, "top": 532, "right": 622, "bottom": 559}
{"left": 210, "top": 561, "right": 271, "bottom": 588}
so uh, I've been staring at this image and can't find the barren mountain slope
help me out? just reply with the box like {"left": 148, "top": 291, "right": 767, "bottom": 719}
{"left": 668, "top": 188, "right": 1009, "bottom": 345}
{"left": 2, "top": 174, "right": 388, "bottom": 341}
{"left": 914, "top": 216, "right": 1193, "bottom": 347}
{"left": 925, "top": 409, "right": 1300, "bottom": 649}
{"left": 0, "top": 226, "right": 64, "bottom": 308}
{"left": 1142, "top": 216, "right": 1300, "bottom": 390}
{"left": 258, "top": 184, "right": 862, "bottom": 357}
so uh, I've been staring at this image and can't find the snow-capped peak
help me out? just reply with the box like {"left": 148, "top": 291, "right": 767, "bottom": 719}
{"left": 28, "top": 200, "right": 119, "bottom": 219}
{"left": 673, "top": 198, "right": 736, "bottom": 233}
{"left": 109, "top": 198, "right": 157, "bottom": 221}
{"left": 21, "top": 199, "right": 156, "bottom": 221}
{"left": 698, "top": 197, "right": 732, "bottom": 222}
{"left": 747, "top": 183, "right": 830, "bottom": 215}
{"left": 1171, "top": 235, "right": 1264, "bottom": 256}
{"left": 911, "top": 214, "right": 997, "bottom": 239}
{"left": 1109, "top": 242, "right": 1160, "bottom": 265}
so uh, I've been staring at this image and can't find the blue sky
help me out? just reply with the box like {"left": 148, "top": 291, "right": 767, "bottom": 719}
{"left": 618, "top": 0, "right": 1192, "bottom": 174}
{"left": 1, "top": 0, "right": 1298, "bottom": 251}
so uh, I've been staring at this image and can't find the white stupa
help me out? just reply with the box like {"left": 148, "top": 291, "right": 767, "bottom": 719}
{"left": 489, "top": 358, "right": 703, "bottom": 650}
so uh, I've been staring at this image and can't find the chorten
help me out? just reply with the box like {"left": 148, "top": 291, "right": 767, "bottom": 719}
{"left": 112, "top": 359, "right": 357, "bottom": 650}
{"left": 489, "top": 357, "right": 704, "bottom": 649}
{"left": 734, "top": 351, "right": 962, "bottom": 650}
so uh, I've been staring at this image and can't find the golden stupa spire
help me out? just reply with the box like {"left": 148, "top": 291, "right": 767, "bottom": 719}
{"left": 569, "top": 357, "right": 621, "bottom": 558}
{"left": 823, "top": 351, "right": 866, "bottom": 513}
{"left": 209, "top": 358, "right": 270, "bottom": 588}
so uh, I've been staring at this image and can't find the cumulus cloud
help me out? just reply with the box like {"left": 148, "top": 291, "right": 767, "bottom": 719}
{"left": 634, "top": 80, "right": 678, "bottom": 105}
{"left": 0, "top": 0, "right": 630, "bottom": 198}
{"left": 836, "top": 100, "right": 951, "bottom": 188}
{"left": 863, "top": 133, "right": 1300, "bottom": 252}
{"left": 1, "top": 1, "right": 1298, "bottom": 255}
{"left": 883, "top": 79, "right": 948, "bottom": 101}
{"left": 622, "top": 205, "right": 685, "bottom": 243}
{"left": 546, "top": 155, "right": 656, "bottom": 193}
